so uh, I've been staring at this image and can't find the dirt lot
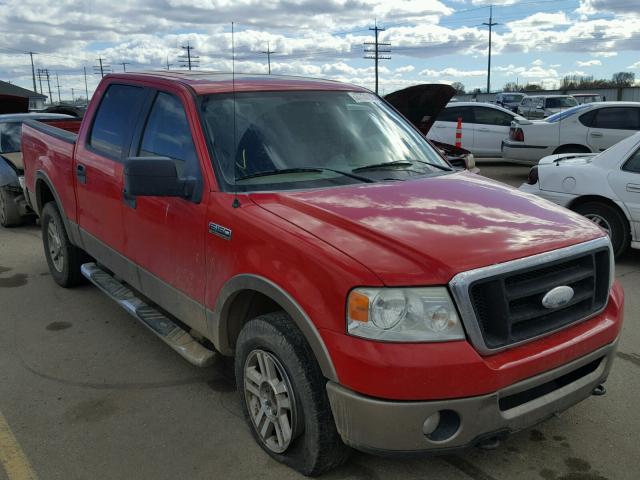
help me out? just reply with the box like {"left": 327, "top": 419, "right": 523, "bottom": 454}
{"left": 0, "top": 161, "right": 638, "bottom": 480}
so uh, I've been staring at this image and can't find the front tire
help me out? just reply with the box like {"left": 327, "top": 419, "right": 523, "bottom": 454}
{"left": 41, "top": 202, "right": 88, "bottom": 287}
{"left": 0, "top": 187, "right": 22, "bottom": 227}
{"left": 573, "top": 201, "right": 629, "bottom": 257}
{"left": 235, "top": 312, "right": 350, "bottom": 476}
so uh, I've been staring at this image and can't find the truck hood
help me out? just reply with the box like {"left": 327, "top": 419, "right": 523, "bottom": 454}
{"left": 249, "top": 172, "right": 604, "bottom": 285}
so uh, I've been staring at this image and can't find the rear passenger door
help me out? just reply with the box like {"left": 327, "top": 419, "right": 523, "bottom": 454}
{"left": 75, "top": 83, "right": 148, "bottom": 254}
{"left": 585, "top": 107, "right": 640, "bottom": 152}
{"left": 472, "top": 107, "right": 513, "bottom": 156}
{"left": 122, "top": 89, "right": 209, "bottom": 333}
{"left": 609, "top": 146, "right": 640, "bottom": 238}
{"left": 427, "top": 106, "right": 475, "bottom": 150}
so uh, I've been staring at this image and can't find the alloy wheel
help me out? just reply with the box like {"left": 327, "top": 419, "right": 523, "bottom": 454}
{"left": 47, "top": 218, "right": 65, "bottom": 272}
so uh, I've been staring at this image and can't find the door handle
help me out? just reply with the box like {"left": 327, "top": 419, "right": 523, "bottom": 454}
{"left": 477, "top": 128, "right": 490, "bottom": 132}
{"left": 590, "top": 132, "right": 603, "bottom": 138}
{"left": 76, "top": 164, "right": 87, "bottom": 184}
{"left": 627, "top": 183, "right": 640, "bottom": 193}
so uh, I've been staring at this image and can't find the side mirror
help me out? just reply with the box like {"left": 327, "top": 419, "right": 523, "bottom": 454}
{"left": 124, "top": 157, "right": 194, "bottom": 199}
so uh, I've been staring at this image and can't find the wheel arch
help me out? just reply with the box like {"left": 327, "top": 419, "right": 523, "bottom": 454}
{"left": 553, "top": 144, "right": 592, "bottom": 155}
{"left": 568, "top": 194, "right": 632, "bottom": 223}
{"left": 209, "top": 274, "right": 339, "bottom": 382}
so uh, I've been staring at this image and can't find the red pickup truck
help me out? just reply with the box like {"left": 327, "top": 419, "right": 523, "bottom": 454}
{"left": 22, "top": 72, "right": 623, "bottom": 475}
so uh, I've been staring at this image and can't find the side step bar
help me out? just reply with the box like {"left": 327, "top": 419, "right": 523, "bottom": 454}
{"left": 81, "top": 263, "right": 216, "bottom": 367}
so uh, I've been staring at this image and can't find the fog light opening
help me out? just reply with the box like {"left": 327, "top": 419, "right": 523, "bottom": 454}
{"left": 423, "top": 410, "right": 460, "bottom": 442}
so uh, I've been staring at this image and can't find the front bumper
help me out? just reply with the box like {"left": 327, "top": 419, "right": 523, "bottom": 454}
{"left": 327, "top": 340, "right": 616, "bottom": 454}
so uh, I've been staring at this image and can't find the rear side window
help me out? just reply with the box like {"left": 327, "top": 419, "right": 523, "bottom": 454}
{"left": 623, "top": 147, "right": 640, "bottom": 173}
{"left": 473, "top": 107, "right": 512, "bottom": 126}
{"left": 438, "top": 106, "right": 474, "bottom": 123}
{"left": 138, "top": 92, "right": 198, "bottom": 176}
{"left": 589, "top": 107, "right": 640, "bottom": 130}
{"left": 89, "top": 84, "right": 146, "bottom": 159}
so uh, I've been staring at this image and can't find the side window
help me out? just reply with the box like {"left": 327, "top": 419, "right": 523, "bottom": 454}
{"left": 437, "top": 107, "right": 474, "bottom": 123}
{"left": 579, "top": 110, "right": 597, "bottom": 127}
{"left": 138, "top": 92, "right": 198, "bottom": 176}
{"left": 592, "top": 108, "right": 640, "bottom": 130}
{"left": 473, "top": 107, "right": 513, "bottom": 126}
{"left": 89, "top": 84, "right": 146, "bottom": 158}
{"left": 623, "top": 148, "right": 640, "bottom": 173}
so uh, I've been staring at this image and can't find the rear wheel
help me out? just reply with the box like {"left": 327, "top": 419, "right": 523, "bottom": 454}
{"left": 573, "top": 201, "right": 629, "bottom": 257}
{"left": 0, "top": 187, "right": 22, "bottom": 227}
{"left": 235, "top": 312, "right": 350, "bottom": 476}
{"left": 41, "top": 202, "right": 88, "bottom": 287}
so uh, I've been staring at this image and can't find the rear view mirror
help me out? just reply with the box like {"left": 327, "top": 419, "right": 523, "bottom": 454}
{"left": 124, "top": 157, "right": 194, "bottom": 199}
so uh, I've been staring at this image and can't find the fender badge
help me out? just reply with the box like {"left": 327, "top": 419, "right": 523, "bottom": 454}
{"left": 209, "top": 222, "right": 232, "bottom": 240}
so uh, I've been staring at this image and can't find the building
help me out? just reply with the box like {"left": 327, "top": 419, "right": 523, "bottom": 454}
{"left": 0, "top": 80, "right": 47, "bottom": 113}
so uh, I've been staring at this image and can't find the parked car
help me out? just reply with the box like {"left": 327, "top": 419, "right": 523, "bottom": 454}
{"left": 573, "top": 93, "right": 604, "bottom": 105}
{"left": 385, "top": 84, "right": 478, "bottom": 171}
{"left": 495, "top": 92, "right": 525, "bottom": 112}
{"left": 503, "top": 102, "right": 640, "bottom": 164}
{"left": 22, "top": 71, "right": 623, "bottom": 475}
{"left": 0, "top": 113, "right": 75, "bottom": 226}
{"left": 517, "top": 95, "right": 578, "bottom": 119}
{"left": 520, "top": 131, "right": 640, "bottom": 257}
{"left": 426, "top": 102, "right": 523, "bottom": 157}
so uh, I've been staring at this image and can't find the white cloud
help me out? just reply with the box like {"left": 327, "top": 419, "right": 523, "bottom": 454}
{"left": 507, "top": 12, "right": 571, "bottom": 31}
{"left": 577, "top": 59, "right": 602, "bottom": 66}
{"left": 591, "top": 51, "right": 617, "bottom": 57}
{"left": 419, "top": 67, "right": 485, "bottom": 77}
{"left": 628, "top": 61, "right": 640, "bottom": 69}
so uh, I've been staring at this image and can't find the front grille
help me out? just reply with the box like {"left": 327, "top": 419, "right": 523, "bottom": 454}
{"left": 468, "top": 247, "right": 610, "bottom": 350}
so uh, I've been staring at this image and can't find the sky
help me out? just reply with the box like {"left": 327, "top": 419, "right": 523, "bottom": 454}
{"left": 0, "top": 0, "right": 639, "bottom": 102}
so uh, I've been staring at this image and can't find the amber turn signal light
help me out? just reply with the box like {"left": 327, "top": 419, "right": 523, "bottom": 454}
{"left": 348, "top": 291, "right": 370, "bottom": 322}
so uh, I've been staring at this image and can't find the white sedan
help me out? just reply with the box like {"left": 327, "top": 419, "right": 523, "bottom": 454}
{"left": 427, "top": 102, "right": 522, "bottom": 157}
{"left": 503, "top": 102, "right": 640, "bottom": 165}
{"left": 519, "top": 132, "right": 640, "bottom": 257}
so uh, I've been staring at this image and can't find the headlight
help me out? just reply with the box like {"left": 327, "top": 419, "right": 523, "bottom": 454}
{"left": 347, "top": 287, "right": 465, "bottom": 342}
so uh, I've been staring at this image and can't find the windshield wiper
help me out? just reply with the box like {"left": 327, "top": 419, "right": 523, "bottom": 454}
{"left": 352, "top": 160, "right": 413, "bottom": 172}
{"left": 353, "top": 159, "right": 453, "bottom": 173}
{"left": 236, "top": 167, "right": 373, "bottom": 183}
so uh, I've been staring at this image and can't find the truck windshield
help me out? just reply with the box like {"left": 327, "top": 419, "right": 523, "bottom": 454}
{"left": 0, "top": 122, "right": 22, "bottom": 154}
{"left": 198, "top": 90, "right": 451, "bottom": 191}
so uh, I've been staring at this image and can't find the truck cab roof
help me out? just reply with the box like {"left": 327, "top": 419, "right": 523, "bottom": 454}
{"left": 105, "top": 71, "right": 369, "bottom": 95}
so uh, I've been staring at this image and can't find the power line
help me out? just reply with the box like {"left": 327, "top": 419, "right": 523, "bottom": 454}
{"left": 261, "top": 41, "right": 276, "bottom": 74}
{"left": 179, "top": 41, "right": 200, "bottom": 70}
{"left": 364, "top": 21, "right": 391, "bottom": 95}
{"left": 483, "top": 5, "right": 499, "bottom": 93}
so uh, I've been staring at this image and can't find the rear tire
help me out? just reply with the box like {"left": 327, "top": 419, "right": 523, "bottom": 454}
{"left": 573, "top": 201, "right": 629, "bottom": 258}
{"left": 41, "top": 202, "right": 88, "bottom": 287}
{"left": 235, "top": 312, "right": 351, "bottom": 476}
{"left": 0, "top": 188, "right": 22, "bottom": 227}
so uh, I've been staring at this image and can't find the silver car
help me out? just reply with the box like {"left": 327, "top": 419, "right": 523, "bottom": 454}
{"left": 517, "top": 95, "right": 578, "bottom": 119}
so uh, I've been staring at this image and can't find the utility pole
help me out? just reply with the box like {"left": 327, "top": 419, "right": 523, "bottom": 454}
{"left": 261, "top": 41, "right": 275, "bottom": 74}
{"left": 28, "top": 52, "right": 37, "bottom": 93}
{"left": 55, "top": 72, "right": 61, "bottom": 103}
{"left": 83, "top": 66, "right": 90, "bottom": 102}
{"left": 179, "top": 41, "right": 199, "bottom": 70}
{"left": 166, "top": 56, "right": 173, "bottom": 70}
{"left": 364, "top": 21, "right": 391, "bottom": 95}
{"left": 120, "top": 62, "right": 130, "bottom": 72}
{"left": 36, "top": 68, "right": 44, "bottom": 97}
{"left": 71, "top": 88, "right": 75, "bottom": 102}
{"left": 483, "top": 5, "right": 499, "bottom": 94}
{"left": 44, "top": 69, "right": 53, "bottom": 105}
{"left": 94, "top": 57, "right": 110, "bottom": 78}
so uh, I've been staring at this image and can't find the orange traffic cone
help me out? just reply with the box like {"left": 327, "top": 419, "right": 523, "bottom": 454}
{"left": 455, "top": 117, "right": 463, "bottom": 148}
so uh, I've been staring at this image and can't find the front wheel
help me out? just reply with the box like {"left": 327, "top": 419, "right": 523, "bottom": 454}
{"left": 573, "top": 201, "right": 629, "bottom": 258}
{"left": 235, "top": 312, "right": 350, "bottom": 476}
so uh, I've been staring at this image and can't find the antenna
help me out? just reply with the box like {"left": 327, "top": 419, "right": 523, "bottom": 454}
{"left": 231, "top": 21, "right": 240, "bottom": 209}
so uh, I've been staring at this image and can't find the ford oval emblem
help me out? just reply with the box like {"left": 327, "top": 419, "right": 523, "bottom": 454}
{"left": 541, "top": 286, "right": 575, "bottom": 309}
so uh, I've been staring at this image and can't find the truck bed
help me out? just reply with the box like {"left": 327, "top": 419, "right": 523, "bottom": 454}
{"left": 22, "top": 119, "right": 81, "bottom": 224}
